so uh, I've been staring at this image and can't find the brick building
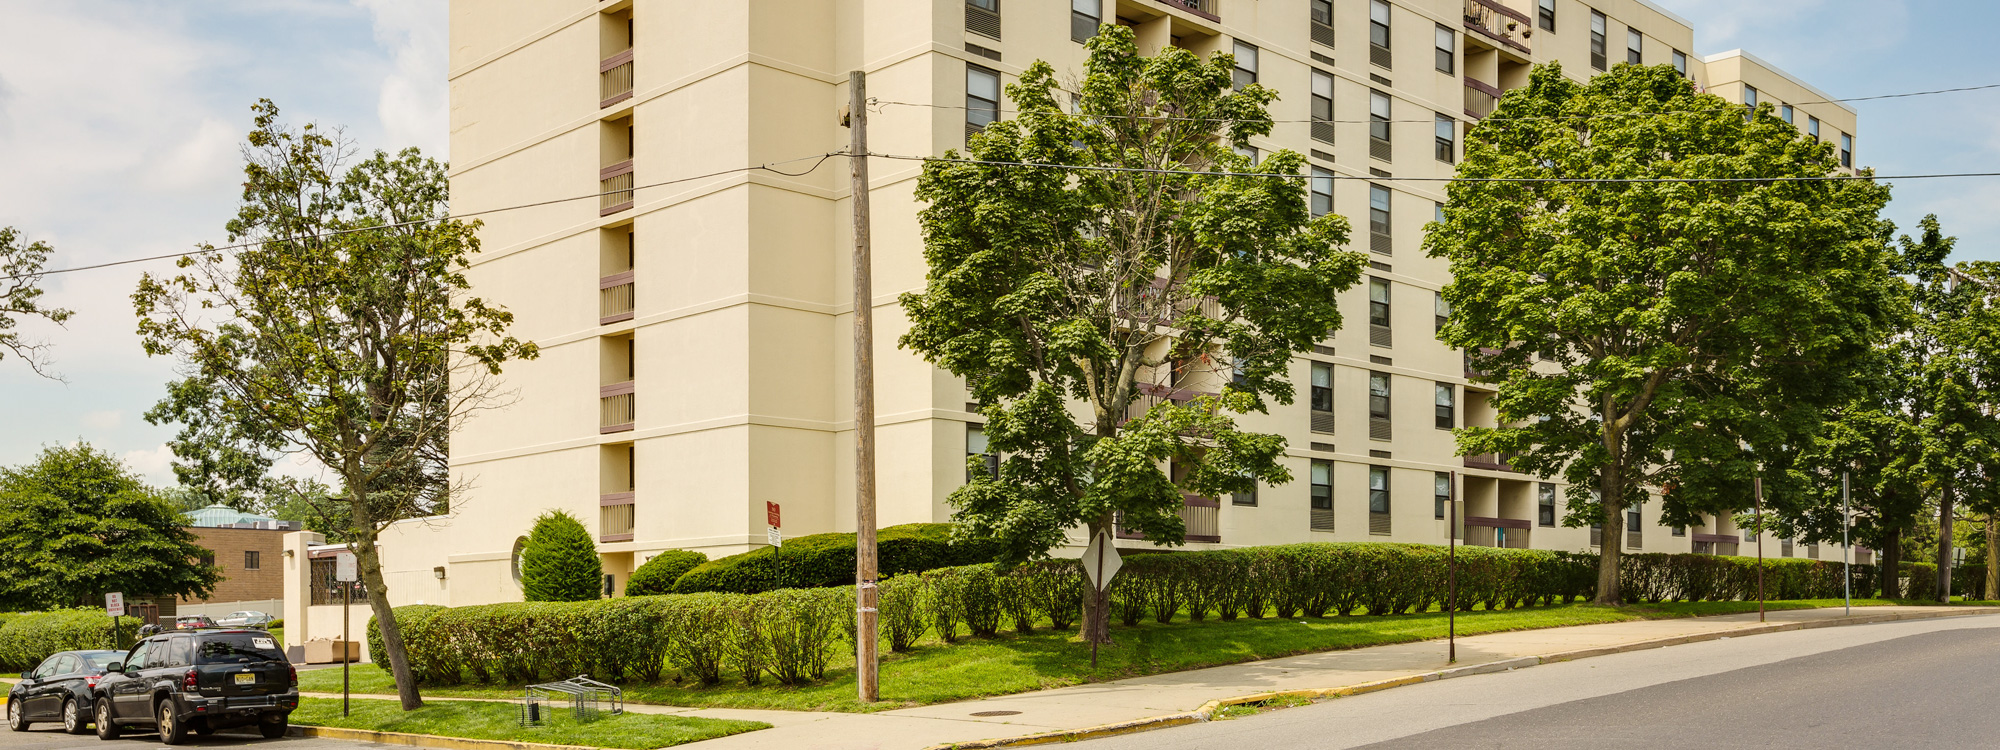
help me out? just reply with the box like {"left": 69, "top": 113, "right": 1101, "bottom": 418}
{"left": 179, "top": 505, "right": 300, "bottom": 617}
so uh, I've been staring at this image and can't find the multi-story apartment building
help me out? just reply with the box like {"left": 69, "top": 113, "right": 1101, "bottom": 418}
{"left": 381, "top": 0, "right": 1865, "bottom": 605}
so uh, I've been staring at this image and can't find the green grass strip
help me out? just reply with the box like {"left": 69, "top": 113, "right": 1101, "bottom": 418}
{"left": 288, "top": 697, "right": 767, "bottom": 749}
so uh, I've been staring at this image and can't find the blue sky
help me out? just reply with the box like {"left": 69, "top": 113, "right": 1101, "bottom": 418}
{"left": 0, "top": 0, "right": 1995, "bottom": 485}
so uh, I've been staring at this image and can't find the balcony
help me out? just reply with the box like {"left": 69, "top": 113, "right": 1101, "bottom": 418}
{"left": 1462, "top": 0, "right": 1532, "bottom": 56}
{"left": 1117, "top": 494, "right": 1220, "bottom": 543}
{"left": 600, "top": 271, "right": 635, "bottom": 325}
{"left": 600, "top": 160, "right": 634, "bottom": 215}
{"left": 1152, "top": 0, "right": 1218, "bottom": 23}
{"left": 600, "top": 48, "right": 634, "bottom": 109}
{"left": 1462, "top": 452, "right": 1519, "bottom": 472}
{"left": 600, "top": 380, "right": 635, "bottom": 433}
{"left": 600, "top": 493, "right": 635, "bottom": 542}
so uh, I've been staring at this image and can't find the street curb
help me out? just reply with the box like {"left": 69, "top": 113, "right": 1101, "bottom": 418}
{"left": 289, "top": 724, "right": 607, "bottom": 750}
{"left": 921, "top": 607, "right": 1996, "bottom": 750}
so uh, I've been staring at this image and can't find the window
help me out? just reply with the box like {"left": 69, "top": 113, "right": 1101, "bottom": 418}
{"left": 1434, "top": 290, "right": 1450, "bottom": 333}
{"left": 1369, "top": 90, "right": 1392, "bottom": 145}
{"left": 1310, "top": 461, "right": 1333, "bottom": 510}
{"left": 1435, "top": 25, "right": 1454, "bottom": 74}
{"left": 1808, "top": 116, "right": 1820, "bottom": 139}
{"left": 1673, "top": 525, "right": 1686, "bottom": 537}
{"left": 966, "top": 65, "right": 1000, "bottom": 132}
{"left": 1672, "top": 49, "right": 1687, "bottom": 77}
{"left": 1434, "top": 114, "right": 1455, "bottom": 163}
{"left": 1232, "top": 472, "right": 1258, "bottom": 506}
{"left": 125, "top": 640, "right": 156, "bottom": 671}
{"left": 200, "top": 552, "right": 216, "bottom": 569}
{"left": 1589, "top": 11, "right": 1606, "bottom": 71}
{"left": 1369, "top": 278, "right": 1391, "bottom": 328}
{"left": 1311, "top": 0, "right": 1335, "bottom": 46}
{"left": 244, "top": 550, "right": 261, "bottom": 571}
{"left": 164, "top": 637, "right": 193, "bottom": 669}
{"left": 1311, "top": 70, "right": 1336, "bottom": 143}
{"left": 1781, "top": 103, "right": 1794, "bottom": 124}
{"left": 1840, "top": 133, "right": 1853, "bottom": 168}
{"left": 1369, "top": 0, "right": 1392, "bottom": 68}
{"left": 1233, "top": 142, "right": 1258, "bottom": 164}
{"left": 1538, "top": 483, "right": 1557, "bottom": 526}
{"left": 1434, "top": 472, "right": 1450, "bottom": 519}
{"left": 1368, "top": 466, "right": 1390, "bottom": 513}
{"left": 966, "top": 425, "right": 998, "bottom": 481}
{"left": 1310, "top": 167, "right": 1334, "bottom": 217}
{"left": 1434, "top": 383, "right": 1454, "bottom": 429}
{"left": 1626, "top": 504, "right": 1641, "bottom": 535}
{"left": 1369, "top": 184, "right": 1391, "bottom": 254}
{"left": 1626, "top": 28, "right": 1642, "bottom": 65}
{"left": 1537, "top": 0, "right": 1555, "bottom": 31}
{"left": 1743, "top": 84, "right": 1757, "bottom": 108}
{"left": 1071, "top": 0, "right": 1100, "bottom": 43}
{"left": 1232, "top": 41, "right": 1259, "bottom": 88}
{"left": 966, "top": 0, "right": 1000, "bottom": 40}
{"left": 1310, "top": 362, "right": 1334, "bottom": 412}
{"left": 1368, "top": 371, "right": 1391, "bottom": 422}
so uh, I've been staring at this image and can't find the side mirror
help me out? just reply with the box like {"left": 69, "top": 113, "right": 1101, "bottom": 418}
{"left": 17, "top": 672, "right": 32, "bottom": 682}
{"left": 105, "top": 662, "right": 122, "bottom": 674}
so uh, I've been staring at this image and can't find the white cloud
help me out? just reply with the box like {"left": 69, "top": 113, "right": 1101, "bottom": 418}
{"left": 352, "top": 0, "right": 450, "bottom": 157}
{"left": 82, "top": 410, "right": 123, "bottom": 431}
{"left": 123, "top": 443, "right": 178, "bottom": 486}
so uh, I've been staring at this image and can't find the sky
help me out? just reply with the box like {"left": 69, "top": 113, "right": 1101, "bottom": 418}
{"left": 0, "top": 0, "right": 1996, "bottom": 487}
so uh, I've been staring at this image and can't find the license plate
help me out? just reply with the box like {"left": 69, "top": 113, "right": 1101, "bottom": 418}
{"left": 233, "top": 673, "right": 256, "bottom": 686}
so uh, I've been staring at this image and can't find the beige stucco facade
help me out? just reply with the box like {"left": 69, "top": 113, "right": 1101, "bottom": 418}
{"left": 387, "top": 0, "right": 1866, "bottom": 608}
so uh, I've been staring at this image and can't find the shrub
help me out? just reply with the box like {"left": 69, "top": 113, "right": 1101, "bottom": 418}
{"left": 878, "top": 575, "right": 928, "bottom": 651}
{"left": 957, "top": 566, "right": 1003, "bottom": 638}
{"left": 266, "top": 618, "right": 285, "bottom": 630}
{"left": 920, "top": 567, "right": 967, "bottom": 643}
{"left": 672, "top": 523, "right": 999, "bottom": 594}
{"left": 626, "top": 550, "right": 708, "bottom": 597}
{"left": 520, "top": 510, "right": 603, "bottom": 602}
{"left": 661, "top": 593, "right": 741, "bottom": 686}
{"left": 1015, "top": 560, "right": 1082, "bottom": 630}
{"left": 0, "top": 609, "right": 141, "bottom": 672}
{"left": 759, "top": 588, "right": 848, "bottom": 685}
{"left": 992, "top": 568, "right": 1037, "bottom": 634}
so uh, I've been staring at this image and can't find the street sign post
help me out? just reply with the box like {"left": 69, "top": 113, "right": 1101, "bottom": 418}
{"left": 335, "top": 552, "right": 357, "bottom": 717}
{"left": 768, "top": 526, "right": 783, "bottom": 548}
{"left": 1079, "top": 531, "right": 1123, "bottom": 667}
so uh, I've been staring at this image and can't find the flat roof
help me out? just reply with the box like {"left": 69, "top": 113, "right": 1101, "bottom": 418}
{"left": 1701, "top": 49, "right": 1859, "bottom": 116}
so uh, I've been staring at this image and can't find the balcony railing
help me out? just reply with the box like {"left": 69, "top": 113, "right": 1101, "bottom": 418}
{"left": 1462, "top": 452, "right": 1519, "bottom": 472}
{"left": 600, "top": 271, "right": 635, "bottom": 325}
{"left": 600, "top": 160, "right": 634, "bottom": 215}
{"left": 600, "top": 380, "right": 635, "bottom": 433}
{"left": 1463, "top": 0, "right": 1533, "bottom": 55}
{"left": 1117, "top": 495, "right": 1220, "bottom": 543}
{"left": 1153, "top": 0, "right": 1219, "bottom": 22}
{"left": 600, "top": 48, "right": 634, "bottom": 108}
{"left": 1464, "top": 77, "right": 1504, "bottom": 100}
{"left": 599, "top": 493, "right": 635, "bottom": 542}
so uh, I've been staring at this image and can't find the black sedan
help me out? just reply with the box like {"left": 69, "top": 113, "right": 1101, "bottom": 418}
{"left": 8, "top": 650, "right": 123, "bottom": 734}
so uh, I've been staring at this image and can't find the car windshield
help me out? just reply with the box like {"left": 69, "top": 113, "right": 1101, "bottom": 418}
{"left": 82, "top": 653, "right": 121, "bottom": 669}
{"left": 195, "top": 634, "right": 286, "bottom": 665}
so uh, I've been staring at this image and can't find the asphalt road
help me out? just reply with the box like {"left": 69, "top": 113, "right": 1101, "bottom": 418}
{"left": 1078, "top": 613, "right": 2000, "bottom": 750}
{"left": 0, "top": 725, "right": 368, "bottom": 750}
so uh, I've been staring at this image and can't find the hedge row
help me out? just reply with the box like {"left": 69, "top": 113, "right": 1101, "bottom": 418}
{"left": 0, "top": 609, "right": 138, "bottom": 672}
{"left": 1616, "top": 553, "right": 1878, "bottom": 604}
{"left": 669, "top": 523, "right": 999, "bottom": 594}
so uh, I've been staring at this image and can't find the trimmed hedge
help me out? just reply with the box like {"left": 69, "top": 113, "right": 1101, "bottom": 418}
{"left": 671, "top": 523, "right": 1000, "bottom": 594}
{"left": 0, "top": 609, "right": 139, "bottom": 672}
{"left": 625, "top": 551, "right": 708, "bottom": 597}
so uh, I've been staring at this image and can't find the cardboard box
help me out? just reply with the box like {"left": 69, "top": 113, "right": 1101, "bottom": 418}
{"left": 303, "top": 639, "right": 361, "bottom": 664}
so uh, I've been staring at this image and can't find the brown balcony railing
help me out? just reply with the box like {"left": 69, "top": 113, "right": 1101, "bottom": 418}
{"left": 1153, "top": 0, "right": 1219, "bottom": 22}
{"left": 600, "top": 271, "right": 635, "bottom": 324}
{"left": 600, "top": 160, "right": 634, "bottom": 215}
{"left": 1463, "top": 0, "right": 1533, "bottom": 54}
{"left": 600, "top": 48, "right": 634, "bottom": 108}
{"left": 1464, "top": 77, "right": 1504, "bottom": 99}
{"left": 600, "top": 380, "right": 635, "bottom": 433}
{"left": 1462, "top": 452, "right": 1522, "bottom": 472}
{"left": 1117, "top": 495, "right": 1220, "bottom": 543}
{"left": 599, "top": 493, "right": 635, "bottom": 542}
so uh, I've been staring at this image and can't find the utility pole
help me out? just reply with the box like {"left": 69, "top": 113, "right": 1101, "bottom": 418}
{"left": 1447, "top": 471, "right": 1458, "bottom": 664}
{"left": 1842, "top": 471, "right": 1852, "bottom": 616}
{"left": 1754, "top": 476, "right": 1765, "bottom": 623}
{"left": 1939, "top": 481, "right": 1954, "bottom": 603}
{"left": 846, "top": 69, "right": 881, "bottom": 703}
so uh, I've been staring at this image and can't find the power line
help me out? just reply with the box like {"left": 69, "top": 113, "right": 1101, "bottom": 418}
{"left": 7, "top": 151, "right": 846, "bottom": 282}
{"left": 872, "top": 152, "right": 2000, "bottom": 184}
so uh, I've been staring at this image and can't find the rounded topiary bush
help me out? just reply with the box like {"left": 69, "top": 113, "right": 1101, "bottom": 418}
{"left": 625, "top": 549, "right": 708, "bottom": 596}
{"left": 520, "top": 510, "right": 603, "bottom": 602}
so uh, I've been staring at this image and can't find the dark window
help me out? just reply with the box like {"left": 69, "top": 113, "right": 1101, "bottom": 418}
{"left": 243, "top": 550, "right": 261, "bottom": 571}
{"left": 125, "top": 639, "right": 157, "bottom": 670}
{"left": 1672, "top": 49, "right": 1687, "bottom": 77}
{"left": 1434, "top": 383, "right": 1454, "bottom": 429}
{"left": 1626, "top": 28, "right": 1642, "bottom": 64}
{"left": 195, "top": 634, "right": 287, "bottom": 665}
{"left": 1311, "top": 0, "right": 1335, "bottom": 46}
{"left": 1232, "top": 41, "right": 1258, "bottom": 88}
{"left": 1311, "top": 70, "right": 1336, "bottom": 143}
{"left": 1434, "top": 114, "right": 1455, "bottom": 163}
{"left": 1368, "top": 466, "right": 1390, "bottom": 513}
{"left": 163, "top": 637, "right": 193, "bottom": 669}
{"left": 1538, "top": 0, "right": 1555, "bottom": 31}
{"left": 1538, "top": 483, "right": 1557, "bottom": 526}
{"left": 1310, "top": 167, "right": 1334, "bottom": 217}
{"left": 1310, "top": 461, "right": 1333, "bottom": 510}
{"left": 967, "top": 65, "right": 1000, "bottom": 132}
{"left": 1840, "top": 133, "right": 1853, "bottom": 168}
{"left": 1369, "top": 278, "right": 1390, "bottom": 327}
{"left": 1434, "top": 472, "right": 1450, "bottom": 519}
{"left": 1368, "top": 372, "right": 1391, "bottom": 421}
{"left": 1434, "top": 290, "right": 1450, "bottom": 333}
{"left": 1310, "top": 362, "right": 1334, "bottom": 412}
{"left": 1589, "top": 11, "right": 1606, "bottom": 70}
{"left": 1233, "top": 470, "right": 1258, "bottom": 506}
{"left": 1434, "top": 25, "right": 1454, "bottom": 74}
{"left": 966, "top": 0, "right": 1000, "bottom": 39}
{"left": 1071, "top": 0, "right": 1100, "bottom": 43}
{"left": 1673, "top": 525, "right": 1686, "bottom": 537}
{"left": 966, "top": 425, "right": 998, "bottom": 481}
{"left": 1369, "top": 90, "right": 1391, "bottom": 144}
{"left": 1627, "top": 505, "right": 1642, "bottom": 534}
{"left": 199, "top": 552, "right": 216, "bottom": 569}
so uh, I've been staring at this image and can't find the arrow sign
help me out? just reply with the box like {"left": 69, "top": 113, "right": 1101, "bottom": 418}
{"left": 1080, "top": 530, "right": 1122, "bottom": 592}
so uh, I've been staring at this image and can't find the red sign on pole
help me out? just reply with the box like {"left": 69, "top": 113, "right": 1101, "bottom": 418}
{"left": 767, "top": 502, "right": 781, "bottom": 528}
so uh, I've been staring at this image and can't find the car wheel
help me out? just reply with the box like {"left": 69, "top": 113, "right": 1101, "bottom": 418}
{"left": 94, "top": 700, "right": 120, "bottom": 740}
{"left": 156, "top": 700, "right": 187, "bottom": 745}
{"left": 258, "top": 716, "right": 288, "bottom": 740}
{"left": 6, "top": 697, "right": 29, "bottom": 732}
{"left": 63, "top": 699, "right": 88, "bottom": 735}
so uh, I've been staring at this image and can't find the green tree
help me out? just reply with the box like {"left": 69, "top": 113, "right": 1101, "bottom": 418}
{"left": 1427, "top": 63, "right": 1898, "bottom": 605}
{"left": 520, "top": 511, "right": 603, "bottom": 602}
{"left": 132, "top": 100, "right": 537, "bottom": 708}
{"left": 899, "top": 27, "right": 1362, "bottom": 643}
{"left": 0, "top": 226, "right": 74, "bottom": 379}
{"left": 0, "top": 443, "right": 222, "bottom": 610}
{"left": 143, "top": 377, "right": 287, "bottom": 512}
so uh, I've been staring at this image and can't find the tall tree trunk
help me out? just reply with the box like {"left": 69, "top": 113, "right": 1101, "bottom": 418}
{"left": 350, "top": 495, "right": 423, "bottom": 710}
{"left": 1879, "top": 527, "right": 1902, "bottom": 599}
{"left": 1985, "top": 514, "right": 1997, "bottom": 601}
{"left": 1937, "top": 482, "right": 1954, "bottom": 603}
{"left": 1593, "top": 464, "right": 1625, "bottom": 605}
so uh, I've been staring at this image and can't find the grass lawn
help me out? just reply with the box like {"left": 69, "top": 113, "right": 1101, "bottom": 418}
{"left": 297, "top": 597, "right": 1985, "bottom": 714}
{"left": 289, "top": 697, "right": 768, "bottom": 748}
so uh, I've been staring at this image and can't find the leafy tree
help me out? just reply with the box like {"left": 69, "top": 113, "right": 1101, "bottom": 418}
{"left": 132, "top": 100, "right": 537, "bottom": 708}
{"left": 0, "top": 443, "right": 222, "bottom": 610}
{"left": 624, "top": 549, "right": 707, "bottom": 596}
{"left": 899, "top": 27, "right": 1362, "bottom": 643}
{"left": 1427, "top": 63, "right": 1898, "bottom": 604}
{"left": 0, "top": 226, "right": 74, "bottom": 379}
{"left": 144, "top": 377, "right": 287, "bottom": 512}
{"left": 520, "top": 511, "right": 603, "bottom": 602}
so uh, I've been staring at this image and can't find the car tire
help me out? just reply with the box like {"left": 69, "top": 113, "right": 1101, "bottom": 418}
{"left": 62, "top": 698, "right": 88, "bottom": 735}
{"left": 6, "top": 697, "right": 29, "bottom": 732}
{"left": 157, "top": 700, "right": 187, "bottom": 745}
{"left": 259, "top": 716, "right": 288, "bottom": 740}
{"left": 94, "top": 700, "right": 120, "bottom": 740}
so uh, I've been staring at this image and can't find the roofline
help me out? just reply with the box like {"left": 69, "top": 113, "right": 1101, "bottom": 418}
{"left": 1701, "top": 49, "right": 1859, "bottom": 116}
{"left": 1632, "top": 0, "right": 1694, "bottom": 30}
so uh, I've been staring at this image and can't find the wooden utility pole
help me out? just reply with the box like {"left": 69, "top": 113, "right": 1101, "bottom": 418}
{"left": 1447, "top": 471, "right": 1458, "bottom": 664}
{"left": 1754, "top": 476, "right": 1766, "bottom": 623}
{"left": 847, "top": 69, "right": 881, "bottom": 703}
{"left": 1938, "top": 481, "right": 1954, "bottom": 603}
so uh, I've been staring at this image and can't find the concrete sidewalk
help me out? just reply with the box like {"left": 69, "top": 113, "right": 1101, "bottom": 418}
{"left": 609, "top": 605, "right": 1995, "bottom": 750}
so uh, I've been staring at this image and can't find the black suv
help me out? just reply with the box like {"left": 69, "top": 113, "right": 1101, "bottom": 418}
{"left": 92, "top": 629, "right": 298, "bottom": 743}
